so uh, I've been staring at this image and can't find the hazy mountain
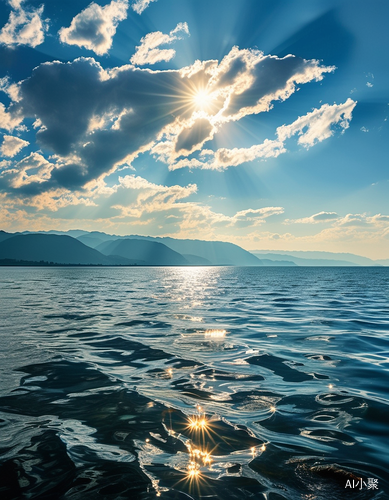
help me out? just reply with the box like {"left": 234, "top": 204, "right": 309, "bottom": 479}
{"left": 123, "top": 236, "right": 262, "bottom": 266}
{"left": 22, "top": 229, "right": 89, "bottom": 238}
{"left": 253, "top": 252, "right": 363, "bottom": 266}
{"left": 0, "top": 230, "right": 14, "bottom": 243}
{"left": 97, "top": 238, "right": 189, "bottom": 266}
{"left": 182, "top": 254, "right": 212, "bottom": 265}
{"left": 76, "top": 235, "right": 108, "bottom": 248}
{"left": 94, "top": 234, "right": 262, "bottom": 266}
{"left": 3, "top": 229, "right": 385, "bottom": 267}
{"left": 253, "top": 250, "right": 377, "bottom": 266}
{"left": 0, "top": 234, "right": 128, "bottom": 265}
{"left": 76, "top": 231, "right": 120, "bottom": 244}
{"left": 375, "top": 259, "right": 389, "bottom": 266}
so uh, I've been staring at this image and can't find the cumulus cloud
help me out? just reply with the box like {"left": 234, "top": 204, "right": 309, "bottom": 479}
{"left": 132, "top": 0, "right": 157, "bottom": 14}
{"left": 1, "top": 134, "right": 29, "bottom": 157}
{"left": 131, "top": 22, "right": 189, "bottom": 66}
{"left": 231, "top": 207, "right": 284, "bottom": 228}
{"left": 170, "top": 99, "right": 356, "bottom": 170}
{"left": 0, "top": 103, "right": 24, "bottom": 131}
{"left": 0, "top": 152, "right": 54, "bottom": 192}
{"left": 0, "top": 0, "right": 48, "bottom": 47}
{"left": 59, "top": 0, "right": 128, "bottom": 55}
{"left": 207, "top": 47, "right": 335, "bottom": 122}
{"left": 170, "top": 203, "right": 285, "bottom": 238}
{"left": 111, "top": 174, "right": 197, "bottom": 219}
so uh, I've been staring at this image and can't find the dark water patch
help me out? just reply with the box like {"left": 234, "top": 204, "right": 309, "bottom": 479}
{"left": 246, "top": 354, "right": 314, "bottom": 382}
{"left": 272, "top": 297, "right": 300, "bottom": 303}
{"left": 44, "top": 313, "right": 112, "bottom": 321}
{"left": 87, "top": 337, "right": 174, "bottom": 364}
{"left": 68, "top": 330, "right": 100, "bottom": 338}
{"left": 195, "top": 368, "right": 264, "bottom": 382}
{"left": 250, "top": 451, "right": 388, "bottom": 499}
{"left": 170, "top": 380, "right": 214, "bottom": 400}
{"left": 351, "top": 319, "right": 389, "bottom": 330}
{"left": 0, "top": 430, "right": 76, "bottom": 500}
{"left": 18, "top": 360, "right": 113, "bottom": 393}
{"left": 312, "top": 373, "right": 330, "bottom": 380}
{"left": 116, "top": 319, "right": 171, "bottom": 329}
{"left": 305, "top": 354, "right": 333, "bottom": 361}
{"left": 48, "top": 327, "right": 86, "bottom": 334}
{"left": 166, "top": 359, "right": 199, "bottom": 369}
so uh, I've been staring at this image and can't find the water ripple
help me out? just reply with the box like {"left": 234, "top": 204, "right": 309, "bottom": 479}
{"left": 0, "top": 266, "right": 388, "bottom": 499}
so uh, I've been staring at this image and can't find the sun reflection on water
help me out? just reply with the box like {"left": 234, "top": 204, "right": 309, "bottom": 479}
{"left": 204, "top": 329, "right": 227, "bottom": 338}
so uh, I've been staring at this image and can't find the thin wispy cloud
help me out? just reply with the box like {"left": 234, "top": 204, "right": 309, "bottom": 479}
{"left": 285, "top": 212, "right": 340, "bottom": 224}
{"left": 131, "top": 22, "right": 189, "bottom": 65}
{"left": 132, "top": 0, "right": 157, "bottom": 15}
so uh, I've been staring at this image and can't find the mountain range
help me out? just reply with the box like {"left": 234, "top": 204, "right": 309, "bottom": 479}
{"left": 0, "top": 230, "right": 386, "bottom": 266}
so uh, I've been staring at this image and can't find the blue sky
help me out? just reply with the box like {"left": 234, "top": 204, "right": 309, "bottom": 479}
{"left": 0, "top": 0, "right": 388, "bottom": 258}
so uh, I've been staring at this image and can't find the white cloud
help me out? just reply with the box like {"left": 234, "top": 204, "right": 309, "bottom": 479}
{"left": 2, "top": 152, "right": 54, "bottom": 189}
{"left": 231, "top": 207, "right": 284, "bottom": 228}
{"left": 285, "top": 212, "right": 389, "bottom": 229}
{"left": 132, "top": 0, "right": 157, "bottom": 14}
{"left": 208, "top": 48, "right": 336, "bottom": 123}
{"left": 0, "top": 0, "right": 47, "bottom": 48}
{"left": 131, "top": 22, "right": 189, "bottom": 66}
{"left": 0, "top": 103, "right": 24, "bottom": 131}
{"left": 59, "top": 0, "right": 128, "bottom": 55}
{"left": 286, "top": 211, "right": 340, "bottom": 224}
{"left": 277, "top": 98, "right": 356, "bottom": 147}
{"left": 1, "top": 134, "right": 29, "bottom": 157}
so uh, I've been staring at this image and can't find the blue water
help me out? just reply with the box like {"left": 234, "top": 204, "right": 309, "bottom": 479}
{"left": 0, "top": 266, "right": 388, "bottom": 499}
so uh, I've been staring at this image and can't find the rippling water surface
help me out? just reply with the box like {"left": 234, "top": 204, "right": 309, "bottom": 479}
{"left": 1, "top": 266, "right": 388, "bottom": 499}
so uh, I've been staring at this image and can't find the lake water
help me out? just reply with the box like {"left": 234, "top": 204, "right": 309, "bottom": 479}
{"left": 0, "top": 266, "right": 388, "bottom": 499}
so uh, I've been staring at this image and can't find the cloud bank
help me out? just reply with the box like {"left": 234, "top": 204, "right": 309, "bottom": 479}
{"left": 0, "top": 44, "right": 356, "bottom": 245}
{"left": 0, "top": 48, "right": 336, "bottom": 196}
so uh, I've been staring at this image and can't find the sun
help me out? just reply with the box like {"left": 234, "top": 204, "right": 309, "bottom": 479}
{"left": 193, "top": 89, "right": 213, "bottom": 111}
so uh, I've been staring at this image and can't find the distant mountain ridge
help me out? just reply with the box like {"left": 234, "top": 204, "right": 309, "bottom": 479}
{"left": 0, "top": 234, "right": 118, "bottom": 265}
{"left": 97, "top": 239, "right": 189, "bottom": 266}
{"left": 0, "top": 232, "right": 263, "bottom": 266}
{"left": 0, "top": 230, "right": 386, "bottom": 266}
{"left": 253, "top": 252, "right": 361, "bottom": 267}
{"left": 253, "top": 250, "right": 380, "bottom": 266}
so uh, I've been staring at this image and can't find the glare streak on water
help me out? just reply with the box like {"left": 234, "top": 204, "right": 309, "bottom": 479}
{"left": 0, "top": 266, "right": 388, "bottom": 499}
